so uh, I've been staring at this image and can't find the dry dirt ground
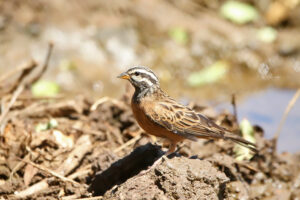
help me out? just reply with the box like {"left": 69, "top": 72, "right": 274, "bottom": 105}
{"left": 0, "top": 58, "right": 300, "bottom": 200}
{"left": 1, "top": 1, "right": 300, "bottom": 199}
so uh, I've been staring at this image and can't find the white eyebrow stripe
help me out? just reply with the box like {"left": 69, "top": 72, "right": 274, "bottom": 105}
{"left": 141, "top": 77, "right": 154, "bottom": 86}
{"left": 130, "top": 68, "right": 158, "bottom": 82}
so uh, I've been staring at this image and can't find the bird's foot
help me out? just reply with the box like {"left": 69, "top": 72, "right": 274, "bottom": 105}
{"left": 138, "top": 155, "right": 168, "bottom": 176}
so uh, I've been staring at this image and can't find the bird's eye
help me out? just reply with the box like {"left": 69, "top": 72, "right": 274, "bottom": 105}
{"left": 134, "top": 72, "right": 140, "bottom": 76}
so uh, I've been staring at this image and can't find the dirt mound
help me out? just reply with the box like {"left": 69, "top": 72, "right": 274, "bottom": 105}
{"left": 104, "top": 156, "right": 229, "bottom": 200}
{"left": 0, "top": 92, "right": 300, "bottom": 199}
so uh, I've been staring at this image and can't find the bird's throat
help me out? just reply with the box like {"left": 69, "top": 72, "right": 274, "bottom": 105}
{"left": 133, "top": 86, "right": 155, "bottom": 103}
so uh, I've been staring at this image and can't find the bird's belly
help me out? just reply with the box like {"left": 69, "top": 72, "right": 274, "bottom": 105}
{"left": 131, "top": 102, "right": 184, "bottom": 142}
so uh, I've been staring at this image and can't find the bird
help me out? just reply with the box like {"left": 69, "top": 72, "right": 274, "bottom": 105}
{"left": 118, "top": 66, "right": 257, "bottom": 156}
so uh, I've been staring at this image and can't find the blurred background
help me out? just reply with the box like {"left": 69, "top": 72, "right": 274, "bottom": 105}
{"left": 0, "top": 0, "right": 299, "bottom": 152}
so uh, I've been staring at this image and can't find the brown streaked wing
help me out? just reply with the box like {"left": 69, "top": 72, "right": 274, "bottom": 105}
{"left": 144, "top": 100, "right": 225, "bottom": 141}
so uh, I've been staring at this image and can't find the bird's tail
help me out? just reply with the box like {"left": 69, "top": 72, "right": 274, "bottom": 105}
{"left": 223, "top": 133, "right": 257, "bottom": 153}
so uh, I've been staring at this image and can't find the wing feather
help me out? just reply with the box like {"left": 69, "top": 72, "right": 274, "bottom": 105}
{"left": 142, "top": 97, "right": 256, "bottom": 151}
{"left": 144, "top": 100, "right": 226, "bottom": 141}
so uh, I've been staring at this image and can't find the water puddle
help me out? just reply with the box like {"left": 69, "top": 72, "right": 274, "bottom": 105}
{"left": 218, "top": 88, "right": 300, "bottom": 153}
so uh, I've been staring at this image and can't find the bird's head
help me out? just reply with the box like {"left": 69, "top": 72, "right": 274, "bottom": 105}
{"left": 118, "top": 66, "right": 160, "bottom": 91}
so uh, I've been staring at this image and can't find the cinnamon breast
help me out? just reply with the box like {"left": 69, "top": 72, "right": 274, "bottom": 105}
{"left": 131, "top": 98, "right": 184, "bottom": 143}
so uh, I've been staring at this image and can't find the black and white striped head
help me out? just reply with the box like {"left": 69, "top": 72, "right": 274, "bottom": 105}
{"left": 118, "top": 66, "right": 160, "bottom": 90}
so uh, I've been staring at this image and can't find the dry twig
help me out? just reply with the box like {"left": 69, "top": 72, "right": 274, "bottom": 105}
{"left": 29, "top": 42, "right": 53, "bottom": 84}
{"left": 19, "top": 158, "right": 84, "bottom": 187}
{"left": 0, "top": 43, "right": 54, "bottom": 135}
{"left": 273, "top": 88, "right": 300, "bottom": 141}
{"left": 73, "top": 196, "right": 103, "bottom": 200}
{"left": 8, "top": 60, "right": 37, "bottom": 93}
{"left": 231, "top": 93, "right": 238, "bottom": 124}
{"left": 0, "top": 60, "right": 36, "bottom": 85}
{"left": 270, "top": 88, "right": 300, "bottom": 168}
{"left": 90, "top": 96, "right": 127, "bottom": 111}
{"left": 57, "top": 135, "right": 92, "bottom": 176}
{"left": 9, "top": 153, "right": 32, "bottom": 182}
{"left": 0, "top": 85, "right": 25, "bottom": 134}
{"left": 14, "top": 179, "right": 49, "bottom": 198}
{"left": 67, "top": 164, "right": 92, "bottom": 180}
{"left": 114, "top": 134, "right": 142, "bottom": 153}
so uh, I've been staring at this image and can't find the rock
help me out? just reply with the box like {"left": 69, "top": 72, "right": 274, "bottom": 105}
{"left": 104, "top": 157, "right": 229, "bottom": 200}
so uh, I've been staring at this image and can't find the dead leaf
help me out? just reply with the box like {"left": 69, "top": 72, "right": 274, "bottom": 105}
{"left": 52, "top": 130, "right": 74, "bottom": 148}
{"left": 24, "top": 164, "right": 39, "bottom": 186}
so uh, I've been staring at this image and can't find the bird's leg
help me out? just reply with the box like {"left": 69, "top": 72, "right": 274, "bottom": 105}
{"left": 149, "top": 141, "right": 176, "bottom": 169}
{"left": 149, "top": 135, "right": 157, "bottom": 143}
{"left": 166, "top": 142, "right": 177, "bottom": 155}
{"left": 139, "top": 141, "right": 177, "bottom": 175}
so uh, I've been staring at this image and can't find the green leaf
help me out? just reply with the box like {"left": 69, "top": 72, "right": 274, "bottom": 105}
{"left": 235, "top": 119, "right": 256, "bottom": 161}
{"left": 35, "top": 123, "right": 49, "bottom": 132}
{"left": 257, "top": 27, "right": 277, "bottom": 43}
{"left": 35, "top": 118, "right": 58, "bottom": 132}
{"left": 187, "top": 61, "right": 229, "bottom": 87}
{"left": 31, "top": 80, "right": 60, "bottom": 97}
{"left": 220, "top": 1, "right": 259, "bottom": 24}
{"left": 168, "top": 27, "right": 188, "bottom": 45}
{"left": 49, "top": 119, "right": 58, "bottom": 129}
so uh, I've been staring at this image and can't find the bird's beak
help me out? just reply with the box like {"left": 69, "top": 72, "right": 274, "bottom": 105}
{"left": 117, "top": 72, "right": 130, "bottom": 80}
